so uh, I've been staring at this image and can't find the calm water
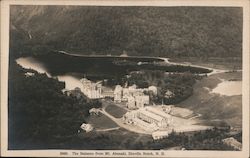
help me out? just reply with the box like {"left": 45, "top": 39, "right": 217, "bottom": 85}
{"left": 33, "top": 51, "right": 211, "bottom": 78}
{"left": 212, "top": 81, "right": 242, "bottom": 96}
{"left": 15, "top": 54, "right": 214, "bottom": 92}
{"left": 16, "top": 57, "right": 82, "bottom": 91}
{"left": 16, "top": 57, "right": 51, "bottom": 77}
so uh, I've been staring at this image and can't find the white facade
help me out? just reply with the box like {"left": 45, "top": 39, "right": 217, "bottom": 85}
{"left": 122, "top": 88, "right": 130, "bottom": 101}
{"left": 80, "top": 123, "right": 93, "bottom": 133}
{"left": 127, "top": 96, "right": 136, "bottom": 109}
{"left": 135, "top": 95, "right": 149, "bottom": 108}
{"left": 138, "top": 108, "right": 169, "bottom": 128}
{"left": 102, "top": 87, "right": 114, "bottom": 98}
{"left": 80, "top": 78, "right": 102, "bottom": 99}
{"left": 114, "top": 85, "right": 123, "bottom": 102}
{"left": 25, "top": 72, "right": 35, "bottom": 77}
{"left": 146, "top": 106, "right": 173, "bottom": 126}
{"left": 89, "top": 108, "right": 101, "bottom": 115}
{"left": 133, "top": 118, "right": 159, "bottom": 132}
{"left": 148, "top": 86, "right": 157, "bottom": 95}
{"left": 152, "top": 131, "right": 169, "bottom": 140}
{"left": 123, "top": 106, "right": 173, "bottom": 132}
{"left": 123, "top": 111, "right": 137, "bottom": 123}
{"left": 222, "top": 137, "right": 242, "bottom": 150}
{"left": 114, "top": 84, "right": 154, "bottom": 109}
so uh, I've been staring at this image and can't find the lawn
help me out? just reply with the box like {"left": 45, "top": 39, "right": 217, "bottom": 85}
{"left": 176, "top": 71, "right": 242, "bottom": 128}
{"left": 171, "top": 106, "right": 194, "bottom": 118}
{"left": 105, "top": 104, "right": 128, "bottom": 118}
{"left": 87, "top": 113, "right": 118, "bottom": 129}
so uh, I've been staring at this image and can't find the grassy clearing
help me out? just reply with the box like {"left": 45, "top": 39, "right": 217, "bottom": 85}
{"left": 87, "top": 113, "right": 118, "bottom": 129}
{"left": 171, "top": 106, "right": 194, "bottom": 118}
{"left": 176, "top": 72, "right": 242, "bottom": 128}
{"left": 105, "top": 104, "right": 128, "bottom": 118}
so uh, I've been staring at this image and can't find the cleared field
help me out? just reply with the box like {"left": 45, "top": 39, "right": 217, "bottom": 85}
{"left": 87, "top": 113, "right": 118, "bottom": 130}
{"left": 170, "top": 106, "right": 194, "bottom": 118}
{"left": 105, "top": 104, "right": 128, "bottom": 118}
{"left": 177, "top": 71, "right": 242, "bottom": 128}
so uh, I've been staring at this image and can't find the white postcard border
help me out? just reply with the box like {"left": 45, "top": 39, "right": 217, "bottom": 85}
{"left": 1, "top": 0, "right": 249, "bottom": 157}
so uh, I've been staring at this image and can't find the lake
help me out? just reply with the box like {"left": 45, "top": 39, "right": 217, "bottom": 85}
{"left": 16, "top": 57, "right": 51, "bottom": 77}
{"left": 32, "top": 51, "right": 212, "bottom": 79}
{"left": 15, "top": 52, "right": 212, "bottom": 91}
{"left": 16, "top": 57, "right": 83, "bottom": 91}
{"left": 211, "top": 81, "right": 242, "bottom": 96}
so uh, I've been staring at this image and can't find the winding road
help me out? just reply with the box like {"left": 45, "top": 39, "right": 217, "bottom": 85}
{"left": 95, "top": 127, "right": 120, "bottom": 132}
{"left": 99, "top": 106, "right": 152, "bottom": 135}
{"left": 58, "top": 50, "right": 240, "bottom": 76}
{"left": 158, "top": 57, "right": 233, "bottom": 76}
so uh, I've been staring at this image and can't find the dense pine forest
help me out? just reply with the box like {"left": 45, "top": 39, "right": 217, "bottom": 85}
{"left": 10, "top": 6, "right": 242, "bottom": 59}
{"left": 8, "top": 60, "right": 102, "bottom": 149}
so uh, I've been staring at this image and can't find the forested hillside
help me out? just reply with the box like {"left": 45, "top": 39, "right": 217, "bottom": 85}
{"left": 8, "top": 61, "right": 102, "bottom": 149}
{"left": 10, "top": 6, "right": 242, "bottom": 59}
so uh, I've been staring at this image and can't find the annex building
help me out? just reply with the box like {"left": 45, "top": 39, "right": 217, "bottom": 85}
{"left": 114, "top": 84, "right": 157, "bottom": 109}
{"left": 80, "top": 78, "right": 114, "bottom": 99}
{"left": 80, "top": 78, "right": 102, "bottom": 99}
{"left": 123, "top": 106, "right": 173, "bottom": 132}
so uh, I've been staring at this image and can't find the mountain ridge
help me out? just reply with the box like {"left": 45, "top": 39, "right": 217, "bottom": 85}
{"left": 10, "top": 6, "right": 243, "bottom": 58}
